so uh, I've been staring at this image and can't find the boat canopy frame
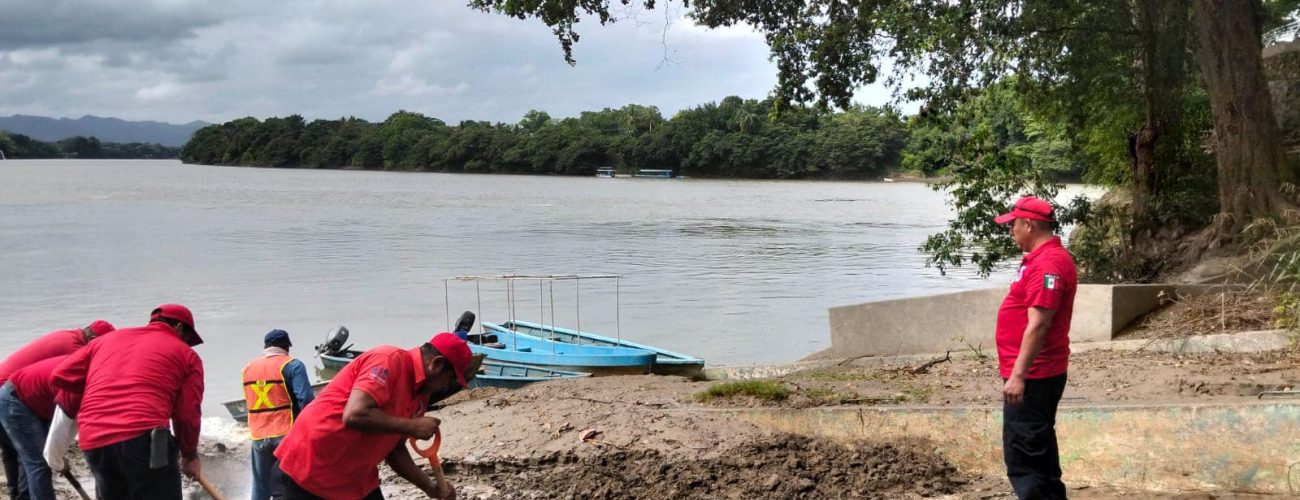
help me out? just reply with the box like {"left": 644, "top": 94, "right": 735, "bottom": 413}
{"left": 442, "top": 274, "right": 625, "bottom": 352}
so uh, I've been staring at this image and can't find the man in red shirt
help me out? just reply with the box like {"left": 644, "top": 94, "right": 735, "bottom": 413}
{"left": 993, "top": 196, "right": 1077, "bottom": 500}
{"left": 0, "top": 356, "right": 70, "bottom": 500}
{"left": 51, "top": 305, "right": 204, "bottom": 500}
{"left": 275, "top": 333, "right": 472, "bottom": 500}
{"left": 0, "top": 320, "right": 113, "bottom": 500}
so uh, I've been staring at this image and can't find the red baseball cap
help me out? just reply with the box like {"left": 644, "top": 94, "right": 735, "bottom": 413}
{"left": 429, "top": 332, "right": 472, "bottom": 388}
{"left": 995, "top": 196, "right": 1055, "bottom": 224}
{"left": 150, "top": 304, "right": 202, "bottom": 346}
{"left": 85, "top": 320, "right": 115, "bottom": 338}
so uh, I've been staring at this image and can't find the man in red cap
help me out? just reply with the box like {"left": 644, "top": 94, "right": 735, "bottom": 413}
{"left": 0, "top": 320, "right": 113, "bottom": 500}
{"left": 993, "top": 196, "right": 1077, "bottom": 500}
{"left": 275, "top": 333, "right": 472, "bottom": 500}
{"left": 51, "top": 305, "right": 204, "bottom": 500}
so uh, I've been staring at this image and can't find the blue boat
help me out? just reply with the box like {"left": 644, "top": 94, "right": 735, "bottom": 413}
{"left": 471, "top": 361, "right": 591, "bottom": 389}
{"left": 472, "top": 322, "right": 656, "bottom": 375}
{"left": 633, "top": 168, "right": 674, "bottom": 178}
{"left": 501, "top": 320, "right": 705, "bottom": 379}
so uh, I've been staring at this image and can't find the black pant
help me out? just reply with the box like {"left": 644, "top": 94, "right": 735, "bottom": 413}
{"left": 83, "top": 431, "right": 181, "bottom": 500}
{"left": 0, "top": 428, "right": 27, "bottom": 500}
{"left": 1003, "top": 373, "right": 1068, "bottom": 500}
{"left": 280, "top": 468, "right": 383, "bottom": 500}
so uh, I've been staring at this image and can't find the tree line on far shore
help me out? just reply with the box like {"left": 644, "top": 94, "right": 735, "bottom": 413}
{"left": 1, "top": 132, "right": 180, "bottom": 159}
{"left": 178, "top": 95, "right": 1087, "bottom": 181}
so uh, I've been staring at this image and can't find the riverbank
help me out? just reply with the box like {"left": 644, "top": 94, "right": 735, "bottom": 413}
{"left": 16, "top": 345, "right": 1292, "bottom": 498}
{"left": 399, "top": 345, "right": 1297, "bottom": 498}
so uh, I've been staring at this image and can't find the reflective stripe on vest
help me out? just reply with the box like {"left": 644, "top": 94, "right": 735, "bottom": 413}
{"left": 242, "top": 355, "right": 295, "bottom": 440}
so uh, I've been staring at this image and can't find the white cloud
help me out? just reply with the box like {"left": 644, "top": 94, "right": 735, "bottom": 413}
{"left": 136, "top": 82, "right": 182, "bottom": 101}
{"left": 371, "top": 76, "right": 469, "bottom": 98}
{"left": 0, "top": 0, "right": 918, "bottom": 124}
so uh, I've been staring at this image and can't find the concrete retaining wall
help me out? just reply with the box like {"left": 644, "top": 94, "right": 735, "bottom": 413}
{"left": 715, "top": 401, "right": 1300, "bottom": 494}
{"left": 824, "top": 284, "right": 1230, "bottom": 359}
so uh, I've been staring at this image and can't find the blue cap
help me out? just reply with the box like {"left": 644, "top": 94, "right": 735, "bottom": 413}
{"left": 264, "top": 329, "right": 292, "bottom": 347}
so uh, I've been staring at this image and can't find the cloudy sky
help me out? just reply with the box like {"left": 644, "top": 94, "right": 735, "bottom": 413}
{"left": 0, "top": 0, "right": 906, "bottom": 125}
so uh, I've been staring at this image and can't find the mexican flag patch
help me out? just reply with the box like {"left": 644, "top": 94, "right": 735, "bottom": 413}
{"left": 1044, "top": 274, "right": 1060, "bottom": 290}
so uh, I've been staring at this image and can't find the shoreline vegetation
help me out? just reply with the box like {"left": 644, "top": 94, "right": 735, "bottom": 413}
{"left": 0, "top": 131, "right": 180, "bottom": 159}
{"left": 178, "top": 95, "right": 1085, "bottom": 182}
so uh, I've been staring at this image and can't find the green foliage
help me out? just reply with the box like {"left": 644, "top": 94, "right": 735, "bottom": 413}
{"left": 1242, "top": 190, "right": 1300, "bottom": 329}
{"left": 469, "top": 0, "right": 1300, "bottom": 281}
{"left": 181, "top": 100, "right": 911, "bottom": 179}
{"left": 693, "top": 380, "right": 790, "bottom": 402}
{"left": 916, "top": 85, "right": 1089, "bottom": 276}
{"left": 1274, "top": 292, "right": 1300, "bottom": 330}
{"left": 0, "top": 132, "right": 179, "bottom": 159}
{"left": 1065, "top": 199, "right": 1162, "bottom": 283}
{"left": 901, "top": 385, "right": 934, "bottom": 403}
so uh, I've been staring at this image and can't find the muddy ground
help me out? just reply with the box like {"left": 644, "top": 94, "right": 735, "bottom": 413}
{"left": 8, "top": 347, "right": 1294, "bottom": 499}
{"left": 384, "top": 347, "right": 1295, "bottom": 498}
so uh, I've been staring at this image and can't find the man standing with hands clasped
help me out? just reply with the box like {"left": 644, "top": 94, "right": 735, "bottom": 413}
{"left": 993, "top": 196, "right": 1077, "bottom": 500}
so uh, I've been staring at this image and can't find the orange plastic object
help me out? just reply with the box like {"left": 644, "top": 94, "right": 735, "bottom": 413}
{"left": 409, "top": 428, "right": 442, "bottom": 465}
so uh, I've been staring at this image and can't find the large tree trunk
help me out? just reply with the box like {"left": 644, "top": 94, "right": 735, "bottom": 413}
{"left": 1192, "top": 0, "right": 1292, "bottom": 237}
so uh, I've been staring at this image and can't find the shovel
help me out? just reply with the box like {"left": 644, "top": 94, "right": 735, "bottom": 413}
{"left": 59, "top": 469, "right": 91, "bottom": 500}
{"left": 196, "top": 471, "right": 227, "bottom": 500}
{"left": 409, "top": 429, "right": 450, "bottom": 498}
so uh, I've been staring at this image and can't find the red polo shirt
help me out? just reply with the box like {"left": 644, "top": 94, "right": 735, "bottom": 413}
{"left": 276, "top": 346, "right": 429, "bottom": 499}
{"left": 9, "top": 355, "right": 68, "bottom": 421}
{"left": 51, "top": 323, "right": 204, "bottom": 458}
{"left": 996, "top": 237, "right": 1077, "bottom": 380}
{"left": 0, "top": 329, "right": 87, "bottom": 385}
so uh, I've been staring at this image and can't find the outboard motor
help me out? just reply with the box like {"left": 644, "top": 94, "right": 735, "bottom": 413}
{"left": 315, "top": 326, "right": 352, "bottom": 357}
{"left": 453, "top": 311, "right": 476, "bottom": 340}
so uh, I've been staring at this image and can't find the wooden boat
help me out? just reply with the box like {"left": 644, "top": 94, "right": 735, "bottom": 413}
{"left": 471, "top": 360, "right": 591, "bottom": 389}
{"left": 222, "top": 381, "right": 328, "bottom": 423}
{"left": 472, "top": 322, "right": 656, "bottom": 375}
{"left": 501, "top": 320, "right": 705, "bottom": 379}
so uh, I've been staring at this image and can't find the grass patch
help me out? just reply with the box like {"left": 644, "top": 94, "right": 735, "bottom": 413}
{"left": 694, "top": 380, "right": 790, "bottom": 402}
{"left": 901, "top": 385, "right": 935, "bottom": 403}
{"left": 797, "top": 368, "right": 873, "bottom": 382}
{"left": 802, "top": 387, "right": 860, "bottom": 404}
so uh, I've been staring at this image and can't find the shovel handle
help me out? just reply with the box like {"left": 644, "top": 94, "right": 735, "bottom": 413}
{"left": 60, "top": 469, "right": 92, "bottom": 500}
{"left": 197, "top": 471, "right": 226, "bottom": 500}
{"left": 409, "top": 429, "right": 450, "bottom": 497}
{"left": 408, "top": 429, "right": 442, "bottom": 465}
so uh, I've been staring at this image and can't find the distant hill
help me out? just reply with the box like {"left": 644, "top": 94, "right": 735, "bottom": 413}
{"left": 0, "top": 115, "right": 209, "bottom": 147}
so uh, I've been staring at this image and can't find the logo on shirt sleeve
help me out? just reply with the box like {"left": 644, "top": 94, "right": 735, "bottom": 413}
{"left": 367, "top": 367, "right": 390, "bottom": 386}
{"left": 1044, "top": 274, "right": 1061, "bottom": 290}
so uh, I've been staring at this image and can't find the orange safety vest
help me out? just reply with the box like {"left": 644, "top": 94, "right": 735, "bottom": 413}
{"left": 242, "top": 354, "right": 295, "bottom": 440}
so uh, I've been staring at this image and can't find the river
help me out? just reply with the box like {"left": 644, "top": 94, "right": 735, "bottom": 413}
{"left": 0, "top": 160, "right": 1098, "bottom": 409}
